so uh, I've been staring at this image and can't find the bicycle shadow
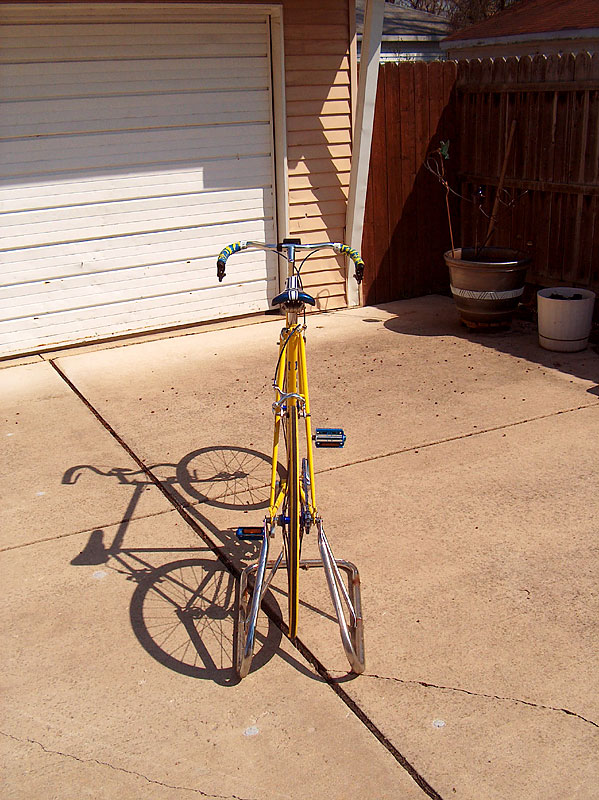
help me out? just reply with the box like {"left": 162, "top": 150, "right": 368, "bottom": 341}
{"left": 64, "top": 446, "right": 327, "bottom": 684}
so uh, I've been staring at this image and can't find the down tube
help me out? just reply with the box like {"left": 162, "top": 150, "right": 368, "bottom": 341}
{"left": 297, "top": 332, "right": 317, "bottom": 514}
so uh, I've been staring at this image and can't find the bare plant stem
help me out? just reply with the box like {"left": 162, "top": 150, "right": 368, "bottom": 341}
{"left": 483, "top": 119, "right": 517, "bottom": 250}
{"left": 445, "top": 189, "right": 455, "bottom": 257}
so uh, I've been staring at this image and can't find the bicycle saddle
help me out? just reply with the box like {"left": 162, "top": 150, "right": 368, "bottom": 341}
{"left": 271, "top": 288, "right": 316, "bottom": 307}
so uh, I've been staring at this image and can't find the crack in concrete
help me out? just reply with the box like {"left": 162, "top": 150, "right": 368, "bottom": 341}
{"left": 0, "top": 506, "right": 185, "bottom": 554}
{"left": 315, "top": 401, "right": 599, "bottom": 475}
{"left": 0, "top": 731, "right": 257, "bottom": 800}
{"left": 345, "top": 673, "right": 599, "bottom": 729}
{"left": 0, "top": 502, "right": 200, "bottom": 554}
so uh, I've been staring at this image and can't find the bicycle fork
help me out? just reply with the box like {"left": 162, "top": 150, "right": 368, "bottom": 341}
{"left": 236, "top": 520, "right": 365, "bottom": 679}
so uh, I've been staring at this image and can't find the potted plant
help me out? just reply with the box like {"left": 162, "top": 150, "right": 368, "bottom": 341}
{"left": 426, "top": 124, "right": 530, "bottom": 329}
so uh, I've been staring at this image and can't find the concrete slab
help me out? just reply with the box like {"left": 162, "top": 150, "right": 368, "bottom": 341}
{"left": 336, "top": 674, "right": 598, "bottom": 800}
{"left": 5, "top": 296, "right": 599, "bottom": 799}
{"left": 1, "top": 513, "right": 427, "bottom": 800}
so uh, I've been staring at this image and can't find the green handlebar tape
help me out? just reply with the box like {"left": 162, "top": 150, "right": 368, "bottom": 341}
{"left": 338, "top": 244, "right": 364, "bottom": 267}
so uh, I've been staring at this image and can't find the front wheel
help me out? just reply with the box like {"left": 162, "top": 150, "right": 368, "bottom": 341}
{"left": 285, "top": 405, "right": 301, "bottom": 638}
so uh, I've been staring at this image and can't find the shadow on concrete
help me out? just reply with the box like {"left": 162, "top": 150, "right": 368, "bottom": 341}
{"left": 128, "top": 556, "right": 279, "bottom": 686}
{"left": 64, "top": 446, "right": 330, "bottom": 684}
{"left": 377, "top": 298, "right": 599, "bottom": 396}
{"left": 63, "top": 446, "right": 278, "bottom": 565}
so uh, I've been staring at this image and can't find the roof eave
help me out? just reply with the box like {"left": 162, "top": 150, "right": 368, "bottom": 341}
{"left": 380, "top": 34, "right": 445, "bottom": 43}
{"left": 441, "top": 27, "right": 599, "bottom": 51}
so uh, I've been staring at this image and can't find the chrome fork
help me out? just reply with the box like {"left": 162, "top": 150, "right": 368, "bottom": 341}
{"left": 235, "top": 520, "right": 365, "bottom": 678}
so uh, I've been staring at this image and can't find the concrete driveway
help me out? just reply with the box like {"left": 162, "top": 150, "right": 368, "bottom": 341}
{"left": 2, "top": 296, "right": 598, "bottom": 800}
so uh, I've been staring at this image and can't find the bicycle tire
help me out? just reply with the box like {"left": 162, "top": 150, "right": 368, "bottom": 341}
{"left": 286, "top": 404, "right": 301, "bottom": 638}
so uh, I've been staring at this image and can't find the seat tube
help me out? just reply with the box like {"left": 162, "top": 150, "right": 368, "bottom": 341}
{"left": 284, "top": 238, "right": 299, "bottom": 399}
{"left": 298, "top": 333, "right": 317, "bottom": 512}
{"left": 286, "top": 326, "right": 299, "bottom": 402}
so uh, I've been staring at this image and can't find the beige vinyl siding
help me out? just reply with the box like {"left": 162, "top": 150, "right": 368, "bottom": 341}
{"left": 283, "top": 0, "right": 352, "bottom": 311}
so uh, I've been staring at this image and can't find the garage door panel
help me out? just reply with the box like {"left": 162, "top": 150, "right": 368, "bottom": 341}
{"left": 0, "top": 249, "right": 273, "bottom": 303}
{"left": 0, "top": 13, "right": 278, "bottom": 356}
{"left": 0, "top": 218, "right": 273, "bottom": 285}
{"left": 1, "top": 127, "right": 272, "bottom": 180}
{"left": 2, "top": 188, "right": 274, "bottom": 249}
{"left": 0, "top": 5, "right": 269, "bottom": 24}
{"left": 0, "top": 161, "right": 274, "bottom": 212}
{"left": 1, "top": 90, "right": 271, "bottom": 139}
{"left": 2, "top": 279, "right": 277, "bottom": 338}
{"left": 1, "top": 279, "right": 277, "bottom": 351}
{"left": 1, "top": 22, "right": 269, "bottom": 63}
{"left": 1, "top": 259, "right": 275, "bottom": 318}
{"left": 2, "top": 188, "right": 273, "bottom": 236}
{"left": 3, "top": 58, "right": 270, "bottom": 100}
{"left": 4, "top": 300, "right": 273, "bottom": 357}
{"left": 3, "top": 87, "right": 270, "bottom": 128}
{"left": 0, "top": 21, "right": 269, "bottom": 42}
{"left": 3, "top": 42, "right": 267, "bottom": 63}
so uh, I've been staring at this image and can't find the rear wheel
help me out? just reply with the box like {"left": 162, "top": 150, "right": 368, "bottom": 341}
{"left": 285, "top": 405, "right": 301, "bottom": 638}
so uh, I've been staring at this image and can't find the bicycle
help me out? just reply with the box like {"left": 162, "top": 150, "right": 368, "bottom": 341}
{"left": 216, "top": 238, "right": 366, "bottom": 678}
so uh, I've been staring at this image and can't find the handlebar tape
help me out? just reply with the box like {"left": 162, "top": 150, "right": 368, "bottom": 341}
{"left": 216, "top": 241, "right": 247, "bottom": 282}
{"left": 337, "top": 244, "right": 365, "bottom": 284}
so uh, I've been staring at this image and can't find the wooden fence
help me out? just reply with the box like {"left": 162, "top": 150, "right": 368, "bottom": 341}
{"left": 362, "top": 54, "right": 599, "bottom": 304}
{"left": 362, "top": 60, "right": 458, "bottom": 304}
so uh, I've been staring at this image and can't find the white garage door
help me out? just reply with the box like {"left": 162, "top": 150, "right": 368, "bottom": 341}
{"left": 0, "top": 9, "right": 278, "bottom": 357}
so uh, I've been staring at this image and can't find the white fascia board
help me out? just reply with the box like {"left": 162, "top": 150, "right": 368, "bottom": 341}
{"left": 440, "top": 27, "right": 599, "bottom": 52}
{"left": 345, "top": 0, "right": 385, "bottom": 307}
{"left": 381, "top": 34, "right": 445, "bottom": 42}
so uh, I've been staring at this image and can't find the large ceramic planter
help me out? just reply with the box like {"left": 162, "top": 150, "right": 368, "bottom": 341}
{"left": 444, "top": 247, "right": 530, "bottom": 328}
{"left": 537, "top": 287, "right": 596, "bottom": 352}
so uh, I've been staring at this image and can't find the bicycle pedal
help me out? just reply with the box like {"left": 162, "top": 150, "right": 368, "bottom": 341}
{"left": 235, "top": 527, "right": 265, "bottom": 541}
{"left": 313, "top": 428, "right": 346, "bottom": 448}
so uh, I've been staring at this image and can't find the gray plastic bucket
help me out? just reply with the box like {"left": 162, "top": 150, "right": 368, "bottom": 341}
{"left": 537, "top": 287, "right": 596, "bottom": 351}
